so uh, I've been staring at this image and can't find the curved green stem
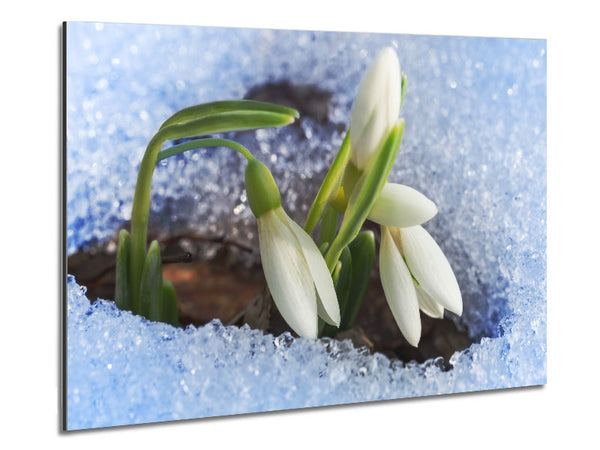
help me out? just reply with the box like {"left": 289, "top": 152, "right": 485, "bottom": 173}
{"left": 156, "top": 138, "right": 254, "bottom": 162}
{"left": 128, "top": 108, "right": 296, "bottom": 306}
{"left": 128, "top": 135, "right": 164, "bottom": 305}
{"left": 303, "top": 131, "right": 351, "bottom": 234}
{"left": 128, "top": 134, "right": 257, "bottom": 305}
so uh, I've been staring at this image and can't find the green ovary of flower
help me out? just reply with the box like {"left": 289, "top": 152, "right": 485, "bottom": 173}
{"left": 244, "top": 158, "right": 282, "bottom": 218}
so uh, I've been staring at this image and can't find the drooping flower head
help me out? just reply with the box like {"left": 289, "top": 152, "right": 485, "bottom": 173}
{"left": 245, "top": 158, "right": 340, "bottom": 338}
{"left": 380, "top": 225, "right": 462, "bottom": 346}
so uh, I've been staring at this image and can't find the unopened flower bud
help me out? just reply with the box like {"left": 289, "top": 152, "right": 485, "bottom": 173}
{"left": 349, "top": 47, "right": 401, "bottom": 170}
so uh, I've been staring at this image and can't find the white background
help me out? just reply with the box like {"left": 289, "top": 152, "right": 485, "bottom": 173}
{"left": 1, "top": 0, "right": 598, "bottom": 448}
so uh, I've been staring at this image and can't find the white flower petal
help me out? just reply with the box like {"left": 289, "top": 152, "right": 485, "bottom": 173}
{"left": 258, "top": 210, "right": 318, "bottom": 338}
{"left": 368, "top": 183, "right": 438, "bottom": 227}
{"left": 350, "top": 48, "right": 401, "bottom": 169}
{"left": 400, "top": 225, "right": 463, "bottom": 316}
{"left": 415, "top": 283, "right": 445, "bottom": 319}
{"left": 283, "top": 210, "right": 340, "bottom": 327}
{"left": 379, "top": 226, "right": 421, "bottom": 347}
{"left": 351, "top": 111, "right": 385, "bottom": 171}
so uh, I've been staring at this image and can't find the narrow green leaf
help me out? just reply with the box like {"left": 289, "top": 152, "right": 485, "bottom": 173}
{"left": 317, "top": 204, "right": 339, "bottom": 248}
{"left": 115, "top": 229, "right": 131, "bottom": 312}
{"left": 325, "top": 119, "right": 405, "bottom": 271}
{"left": 318, "top": 259, "right": 342, "bottom": 337}
{"left": 321, "top": 247, "right": 352, "bottom": 337}
{"left": 319, "top": 241, "right": 330, "bottom": 256}
{"left": 155, "top": 111, "right": 296, "bottom": 145}
{"left": 400, "top": 73, "right": 408, "bottom": 112}
{"left": 139, "top": 240, "right": 163, "bottom": 321}
{"left": 304, "top": 131, "right": 351, "bottom": 234}
{"left": 341, "top": 161, "right": 362, "bottom": 200}
{"left": 336, "top": 247, "right": 353, "bottom": 312}
{"left": 161, "top": 280, "right": 179, "bottom": 327}
{"left": 340, "top": 231, "right": 375, "bottom": 331}
{"left": 159, "top": 100, "right": 299, "bottom": 130}
{"left": 331, "top": 260, "right": 342, "bottom": 286}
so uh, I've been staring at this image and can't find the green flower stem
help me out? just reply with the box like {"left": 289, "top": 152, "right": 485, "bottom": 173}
{"left": 128, "top": 108, "right": 297, "bottom": 307}
{"left": 129, "top": 134, "right": 163, "bottom": 306}
{"left": 303, "top": 131, "right": 351, "bottom": 234}
{"left": 324, "top": 120, "right": 405, "bottom": 272}
{"left": 157, "top": 138, "right": 254, "bottom": 162}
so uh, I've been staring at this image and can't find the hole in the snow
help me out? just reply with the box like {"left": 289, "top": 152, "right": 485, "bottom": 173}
{"left": 67, "top": 81, "right": 495, "bottom": 370}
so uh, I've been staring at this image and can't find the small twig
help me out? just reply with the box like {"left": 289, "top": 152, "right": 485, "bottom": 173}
{"left": 160, "top": 233, "right": 254, "bottom": 253}
{"left": 162, "top": 252, "right": 193, "bottom": 264}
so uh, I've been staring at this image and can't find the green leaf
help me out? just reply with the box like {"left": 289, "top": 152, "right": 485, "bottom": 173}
{"left": 115, "top": 229, "right": 131, "bottom": 312}
{"left": 400, "top": 73, "right": 408, "bottom": 112}
{"left": 304, "top": 131, "right": 351, "bottom": 234}
{"left": 159, "top": 100, "right": 299, "bottom": 130}
{"left": 340, "top": 231, "right": 375, "bottom": 331}
{"left": 138, "top": 240, "right": 163, "bottom": 321}
{"left": 331, "top": 260, "right": 342, "bottom": 286}
{"left": 325, "top": 120, "right": 405, "bottom": 270}
{"left": 317, "top": 204, "right": 339, "bottom": 248}
{"left": 155, "top": 111, "right": 297, "bottom": 145}
{"left": 335, "top": 247, "right": 353, "bottom": 313}
{"left": 319, "top": 241, "right": 330, "bottom": 256}
{"left": 340, "top": 161, "right": 362, "bottom": 200}
{"left": 321, "top": 247, "right": 353, "bottom": 337}
{"left": 161, "top": 280, "right": 179, "bottom": 327}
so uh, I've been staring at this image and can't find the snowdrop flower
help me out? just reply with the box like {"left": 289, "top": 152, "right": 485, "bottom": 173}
{"left": 364, "top": 180, "right": 460, "bottom": 346}
{"left": 345, "top": 46, "right": 461, "bottom": 346}
{"left": 349, "top": 47, "right": 401, "bottom": 170}
{"left": 245, "top": 158, "right": 340, "bottom": 338}
{"left": 380, "top": 225, "right": 462, "bottom": 347}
